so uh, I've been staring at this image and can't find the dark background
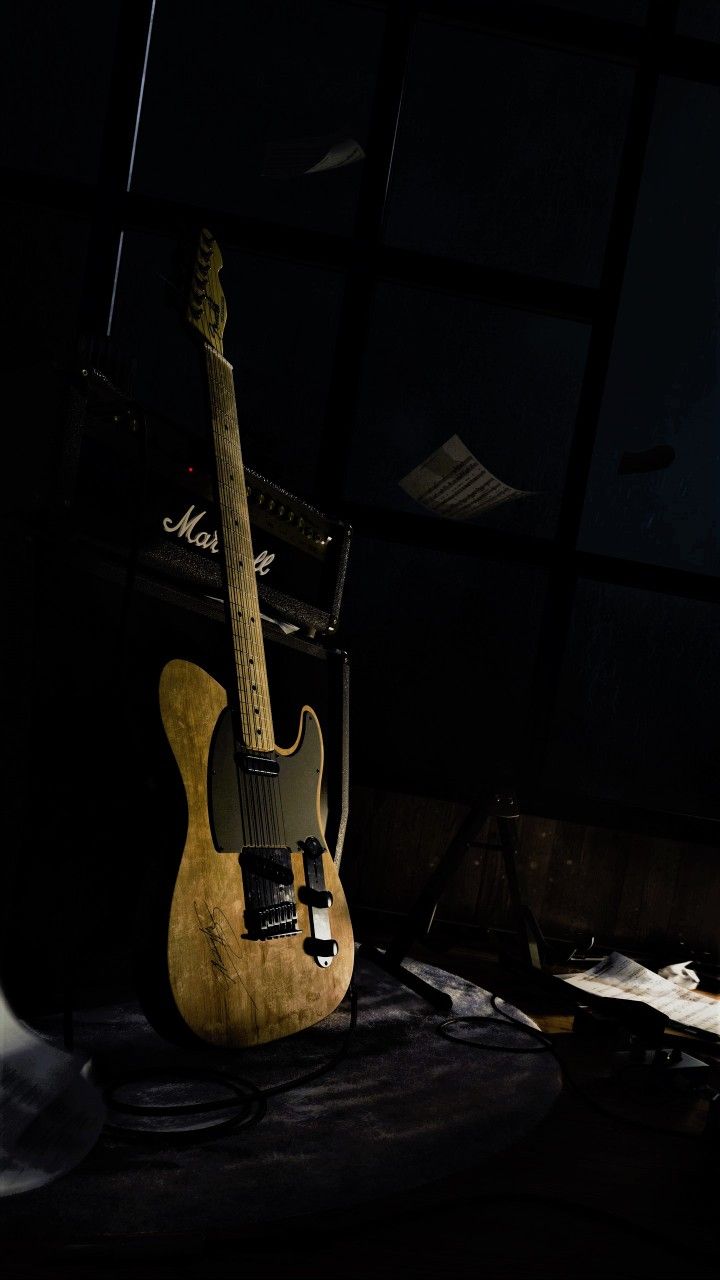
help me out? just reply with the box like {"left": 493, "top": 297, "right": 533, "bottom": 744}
{"left": 3, "top": 0, "right": 720, "bottom": 1004}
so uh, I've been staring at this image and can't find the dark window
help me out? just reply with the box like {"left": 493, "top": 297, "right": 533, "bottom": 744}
{"left": 544, "top": 580, "right": 720, "bottom": 820}
{"left": 384, "top": 20, "right": 633, "bottom": 285}
{"left": 131, "top": 0, "right": 384, "bottom": 235}
{"left": 580, "top": 77, "right": 720, "bottom": 577}
{"left": 1, "top": 202, "right": 92, "bottom": 368}
{"left": 676, "top": 1, "right": 720, "bottom": 41}
{"left": 0, "top": 1, "right": 121, "bottom": 181}
{"left": 343, "top": 535, "right": 548, "bottom": 797}
{"left": 545, "top": 1, "right": 647, "bottom": 18}
{"left": 345, "top": 280, "right": 589, "bottom": 539}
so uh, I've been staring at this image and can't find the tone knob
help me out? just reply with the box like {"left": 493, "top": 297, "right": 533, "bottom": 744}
{"left": 300, "top": 887, "right": 333, "bottom": 909}
{"left": 304, "top": 937, "right": 339, "bottom": 959}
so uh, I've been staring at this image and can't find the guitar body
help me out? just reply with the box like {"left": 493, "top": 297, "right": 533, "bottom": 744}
{"left": 160, "top": 658, "right": 354, "bottom": 1048}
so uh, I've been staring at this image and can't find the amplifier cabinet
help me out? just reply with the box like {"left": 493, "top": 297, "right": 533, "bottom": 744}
{"left": 56, "top": 364, "right": 351, "bottom": 638}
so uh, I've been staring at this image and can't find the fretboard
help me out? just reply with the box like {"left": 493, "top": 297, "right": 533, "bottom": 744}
{"left": 205, "top": 344, "right": 275, "bottom": 755}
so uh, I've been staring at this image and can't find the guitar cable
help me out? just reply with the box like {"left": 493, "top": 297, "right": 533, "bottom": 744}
{"left": 438, "top": 995, "right": 553, "bottom": 1054}
{"left": 103, "top": 980, "right": 358, "bottom": 1142}
{"left": 437, "top": 993, "right": 719, "bottom": 1138}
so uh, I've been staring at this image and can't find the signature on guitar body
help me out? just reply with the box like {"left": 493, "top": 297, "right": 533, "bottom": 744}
{"left": 193, "top": 901, "right": 244, "bottom": 988}
{"left": 157, "top": 230, "right": 353, "bottom": 1049}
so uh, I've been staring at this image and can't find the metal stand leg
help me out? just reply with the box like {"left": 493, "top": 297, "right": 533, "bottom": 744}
{"left": 361, "top": 787, "right": 548, "bottom": 1010}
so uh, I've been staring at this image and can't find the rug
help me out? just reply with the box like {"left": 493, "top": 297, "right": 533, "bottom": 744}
{"left": 0, "top": 953, "right": 561, "bottom": 1244}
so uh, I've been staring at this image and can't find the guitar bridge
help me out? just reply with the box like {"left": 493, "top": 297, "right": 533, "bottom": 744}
{"left": 240, "top": 846, "right": 299, "bottom": 939}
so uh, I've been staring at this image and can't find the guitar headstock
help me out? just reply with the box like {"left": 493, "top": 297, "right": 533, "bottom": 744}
{"left": 186, "top": 228, "right": 227, "bottom": 353}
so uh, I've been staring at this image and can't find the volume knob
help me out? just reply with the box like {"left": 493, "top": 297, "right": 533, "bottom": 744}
{"left": 299, "top": 837, "right": 324, "bottom": 859}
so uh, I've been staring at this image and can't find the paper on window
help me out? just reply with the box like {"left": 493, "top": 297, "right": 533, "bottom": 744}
{"left": 399, "top": 435, "right": 531, "bottom": 520}
{"left": 262, "top": 136, "right": 364, "bottom": 179}
{"left": 304, "top": 138, "right": 365, "bottom": 173}
{"left": 557, "top": 951, "right": 720, "bottom": 1037}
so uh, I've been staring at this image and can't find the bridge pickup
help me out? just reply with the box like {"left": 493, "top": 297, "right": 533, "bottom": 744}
{"left": 235, "top": 747, "right": 280, "bottom": 777}
{"left": 241, "top": 846, "right": 298, "bottom": 940}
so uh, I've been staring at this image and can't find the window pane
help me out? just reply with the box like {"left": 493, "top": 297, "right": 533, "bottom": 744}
{"left": 384, "top": 21, "right": 633, "bottom": 285}
{"left": 580, "top": 78, "right": 720, "bottom": 576}
{"left": 544, "top": 580, "right": 720, "bottom": 820}
{"left": 342, "top": 536, "right": 548, "bottom": 797}
{"left": 344, "top": 280, "right": 589, "bottom": 538}
{"left": 110, "top": 231, "right": 344, "bottom": 501}
{"left": 132, "top": 0, "right": 383, "bottom": 235}
{"left": 1, "top": 203, "right": 91, "bottom": 369}
{"left": 2, "top": 204, "right": 92, "bottom": 514}
{"left": 0, "top": 1, "right": 121, "bottom": 181}
{"left": 676, "top": 1, "right": 720, "bottom": 40}
{"left": 546, "top": 0, "right": 646, "bottom": 17}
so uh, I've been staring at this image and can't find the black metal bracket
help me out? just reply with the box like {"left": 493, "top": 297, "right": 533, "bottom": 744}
{"left": 361, "top": 786, "right": 548, "bottom": 1011}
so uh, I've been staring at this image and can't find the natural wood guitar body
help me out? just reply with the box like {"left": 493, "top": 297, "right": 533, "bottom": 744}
{"left": 160, "top": 658, "right": 354, "bottom": 1048}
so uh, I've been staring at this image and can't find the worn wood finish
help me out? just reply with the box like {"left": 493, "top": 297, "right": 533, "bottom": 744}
{"left": 160, "top": 658, "right": 354, "bottom": 1047}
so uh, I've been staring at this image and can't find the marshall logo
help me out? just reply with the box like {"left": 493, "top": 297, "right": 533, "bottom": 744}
{"left": 162, "top": 505, "right": 275, "bottom": 575}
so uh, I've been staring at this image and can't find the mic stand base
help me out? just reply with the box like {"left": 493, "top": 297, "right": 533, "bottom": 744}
{"left": 358, "top": 945, "right": 454, "bottom": 1011}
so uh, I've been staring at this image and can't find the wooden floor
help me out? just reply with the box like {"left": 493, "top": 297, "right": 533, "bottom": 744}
{"left": 5, "top": 941, "right": 719, "bottom": 1280}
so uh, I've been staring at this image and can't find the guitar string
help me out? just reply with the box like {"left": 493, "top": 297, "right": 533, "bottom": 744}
{"left": 219, "top": 357, "right": 287, "bottom": 862}
{"left": 216, "top": 339, "right": 287, "bottom": 858}
{"left": 214, "top": 349, "right": 272, "bottom": 750}
{"left": 218, "top": 356, "right": 275, "bottom": 766}
{"left": 208, "top": 351, "right": 265, "bottom": 852}
{"left": 207, "top": 350, "right": 258, "bottom": 762}
{"left": 215, "top": 369, "right": 275, "bottom": 792}
{"left": 208, "top": 347, "right": 288, "bottom": 885}
{"left": 206, "top": 334, "right": 296, "bottom": 932}
{"left": 205, "top": 315, "right": 270, "bottom": 864}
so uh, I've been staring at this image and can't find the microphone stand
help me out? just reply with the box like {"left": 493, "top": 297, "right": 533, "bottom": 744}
{"left": 360, "top": 788, "right": 548, "bottom": 1011}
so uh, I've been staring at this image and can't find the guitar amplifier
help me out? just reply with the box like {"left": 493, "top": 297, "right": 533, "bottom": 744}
{"left": 56, "top": 363, "right": 351, "bottom": 637}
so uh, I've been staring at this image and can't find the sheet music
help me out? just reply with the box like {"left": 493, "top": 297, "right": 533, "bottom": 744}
{"left": 558, "top": 951, "right": 720, "bottom": 1036}
{"left": 399, "top": 435, "right": 531, "bottom": 520}
{"left": 305, "top": 138, "right": 364, "bottom": 173}
{"left": 262, "top": 136, "right": 364, "bottom": 179}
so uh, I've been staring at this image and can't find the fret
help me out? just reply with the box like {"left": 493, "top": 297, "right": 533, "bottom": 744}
{"left": 205, "top": 345, "right": 275, "bottom": 755}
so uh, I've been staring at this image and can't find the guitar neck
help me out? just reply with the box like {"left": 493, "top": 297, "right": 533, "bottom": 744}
{"left": 205, "top": 344, "right": 275, "bottom": 755}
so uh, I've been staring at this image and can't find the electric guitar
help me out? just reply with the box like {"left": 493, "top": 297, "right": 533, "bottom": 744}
{"left": 159, "top": 229, "right": 354, "bottom": 1048}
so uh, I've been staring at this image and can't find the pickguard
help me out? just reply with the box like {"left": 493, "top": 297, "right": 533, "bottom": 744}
{"left": 208, "top": 707, "right": 325, "bottom": 855}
